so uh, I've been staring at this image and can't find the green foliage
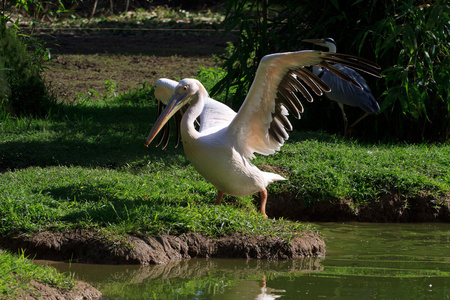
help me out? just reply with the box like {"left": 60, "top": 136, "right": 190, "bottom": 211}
{"left": 195, "top": 66, "right": 237, "bottom": 103}
{"left": 366, "top": 0, "right": 450, "bottom": 141}
{"left": 215, "top": 0, "right": 449, "bottom": 141}
{"left": 0, "top": 1, "right": 59, "bottom": 118}
{"left": 0, "top": 28, "right": 56, "bottom": 117}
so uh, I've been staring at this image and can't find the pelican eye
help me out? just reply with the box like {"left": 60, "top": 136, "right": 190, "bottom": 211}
{"left": 183, "top": 85, "right": 188, "bottom": 91}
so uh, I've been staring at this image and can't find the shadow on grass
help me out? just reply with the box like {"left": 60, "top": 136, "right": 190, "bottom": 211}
{"left": 40, "top": 183, "right": 161, "bottom": 226}
{"left": 0, "top": 102, "right": 184, "bottom": 172}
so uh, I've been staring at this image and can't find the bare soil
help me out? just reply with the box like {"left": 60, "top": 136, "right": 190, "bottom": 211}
{"left": 40, "top": 31, "right": 235, "bottom": 101}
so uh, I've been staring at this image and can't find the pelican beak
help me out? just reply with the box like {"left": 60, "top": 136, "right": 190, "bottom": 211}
{"left": 145, "top": 92, "right": 188, "bottom": 147}
{"left": 302, "top": 38, "right": 326, "bottom": 46}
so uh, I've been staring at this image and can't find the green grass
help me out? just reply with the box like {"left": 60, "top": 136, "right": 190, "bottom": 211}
{"left": 0, "top": 250, "right": 75, "bottom": 299}
{"left": 16, "top": 5, "right": 226, "bottom": 36}
{"left": 1, "top": 84, "right": 448, "bottom": 240}
{"left": 0, "top": 165, "right": 309, "bottom": 237}
{"left": 1, "top": 79, "right": 449, "bottom": 238}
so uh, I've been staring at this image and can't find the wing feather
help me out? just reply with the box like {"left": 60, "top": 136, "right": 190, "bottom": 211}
{"left": 154, "top": 78, "right": 178, "bottom": 105}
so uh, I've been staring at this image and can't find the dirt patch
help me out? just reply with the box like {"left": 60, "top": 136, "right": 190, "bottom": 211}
{"left": 0, "top": 230, "right": 325, "bottom": 265}
{"left": 17, "top": 280, "right": 102, "bottom": 300}
{"left": 39, "top": 31, "right": 236, "bottom": 101}
{"left": 266, "top": 190, "right": 450, "bottom": 222}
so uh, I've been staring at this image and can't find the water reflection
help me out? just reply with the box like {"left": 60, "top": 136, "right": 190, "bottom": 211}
{"left": 42, "top": 257, "right": 323, "bottom": 299}
{"left": 41, "top": 223, "right": 450, "bottom": 299}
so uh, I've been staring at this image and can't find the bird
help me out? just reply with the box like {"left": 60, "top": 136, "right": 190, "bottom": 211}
{"left": 145, "top": 50, "right": 381, "bottom": 218}
{"left": 303, "top": 38, "right": 380, "bottom": 137}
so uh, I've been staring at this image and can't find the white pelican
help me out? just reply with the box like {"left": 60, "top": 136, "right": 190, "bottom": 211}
{"left": 303, "top": 38, "right": 380, "bottom": 137}
{"left": 146, "top": 50, "right": 380, "bottom": 217}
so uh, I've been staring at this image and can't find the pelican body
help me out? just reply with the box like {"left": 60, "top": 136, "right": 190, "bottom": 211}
{"left": 146, "top": 50, "right": 380, "bottom": 217}
{"left": 304, "top": 38, "right": 380, "bottom": 137}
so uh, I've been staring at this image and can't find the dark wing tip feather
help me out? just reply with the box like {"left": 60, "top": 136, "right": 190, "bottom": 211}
{"left": 268, "top": 127, "right": 283, "bottom": 144}
{"left": 323, "top": 53, "right": 382, "bottom": 78}
{"left": 292, "top": 69, "right": 323, "bottom": 96}
{"left": 318, "top": 61, "right": 363, "bottom": 88}
{"left": 268, "top": 50, "right": 381, "bottom": 145}
{"left": 293, "top": 68, "right": 331, "bottom": 93}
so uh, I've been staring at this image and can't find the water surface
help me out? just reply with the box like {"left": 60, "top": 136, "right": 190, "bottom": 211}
{"left": 45, "top": 223, "right": 450, "bottom": 299}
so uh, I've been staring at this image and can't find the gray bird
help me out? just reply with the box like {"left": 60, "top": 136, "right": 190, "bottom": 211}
{"left": 303, "top": 38, "right": 380, "bottom": 137}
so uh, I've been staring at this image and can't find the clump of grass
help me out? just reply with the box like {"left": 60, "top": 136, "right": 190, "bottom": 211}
{"left": 0, "top": 250, "right": 75, "bottom": 298}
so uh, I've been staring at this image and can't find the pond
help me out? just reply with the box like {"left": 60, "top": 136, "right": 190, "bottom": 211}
{"left": 44, "top": 223, "right": 450, "bottom": 299}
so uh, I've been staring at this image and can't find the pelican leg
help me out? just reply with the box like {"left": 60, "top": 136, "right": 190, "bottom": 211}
{"left": 349, "top": 112, "right": 369, "bottom": 130}
{"left": 338, "top": 103, "right": 349, "bottom": 138}
{"left": 215, "top": 190, "right": 224, "bottom": 205}
{"left": 260, "top": 190, "right": 268, "bottom": 219}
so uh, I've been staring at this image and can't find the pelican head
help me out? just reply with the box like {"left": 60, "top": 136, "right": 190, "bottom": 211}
{"left": 303, "top": 38, "right": 337, "bottom": 53}
{"left": 145, "top": 79, "right": 203, "bottom": 147}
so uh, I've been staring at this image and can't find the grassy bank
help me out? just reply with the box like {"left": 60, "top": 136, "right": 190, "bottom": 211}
{"left": 0, "top": 250, "right": 75, "bottom": 299}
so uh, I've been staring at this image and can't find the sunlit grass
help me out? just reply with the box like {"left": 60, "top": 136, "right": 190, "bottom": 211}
{"left": 0, "top": 83, "right": 312, "bottom": 237}
{"left": 259, "top": 133, "right": 450, "bottom": 206}
{"left": 0, "top": 164, "right": 311, "bottom": 238}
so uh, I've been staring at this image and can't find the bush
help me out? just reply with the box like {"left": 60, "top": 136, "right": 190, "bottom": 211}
{"left": 367, "top": 1, "right": 450, "bottom": 141}
{"left": 0, "top": 26, "right": 56, "bottom": 118}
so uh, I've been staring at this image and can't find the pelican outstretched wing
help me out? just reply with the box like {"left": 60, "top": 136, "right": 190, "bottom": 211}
{"left": 228, "top": 50, "right": 381, "bottom": 159}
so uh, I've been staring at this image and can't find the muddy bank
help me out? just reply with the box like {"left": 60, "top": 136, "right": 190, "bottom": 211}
{"left": 267, "top": 190, "right": 450, "bottom": 222}
{"left": 0, "top": 230, "right": 325, "bottom": 265}
{"left": 17, "top": 280, "right": 102, "bottom": 300}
